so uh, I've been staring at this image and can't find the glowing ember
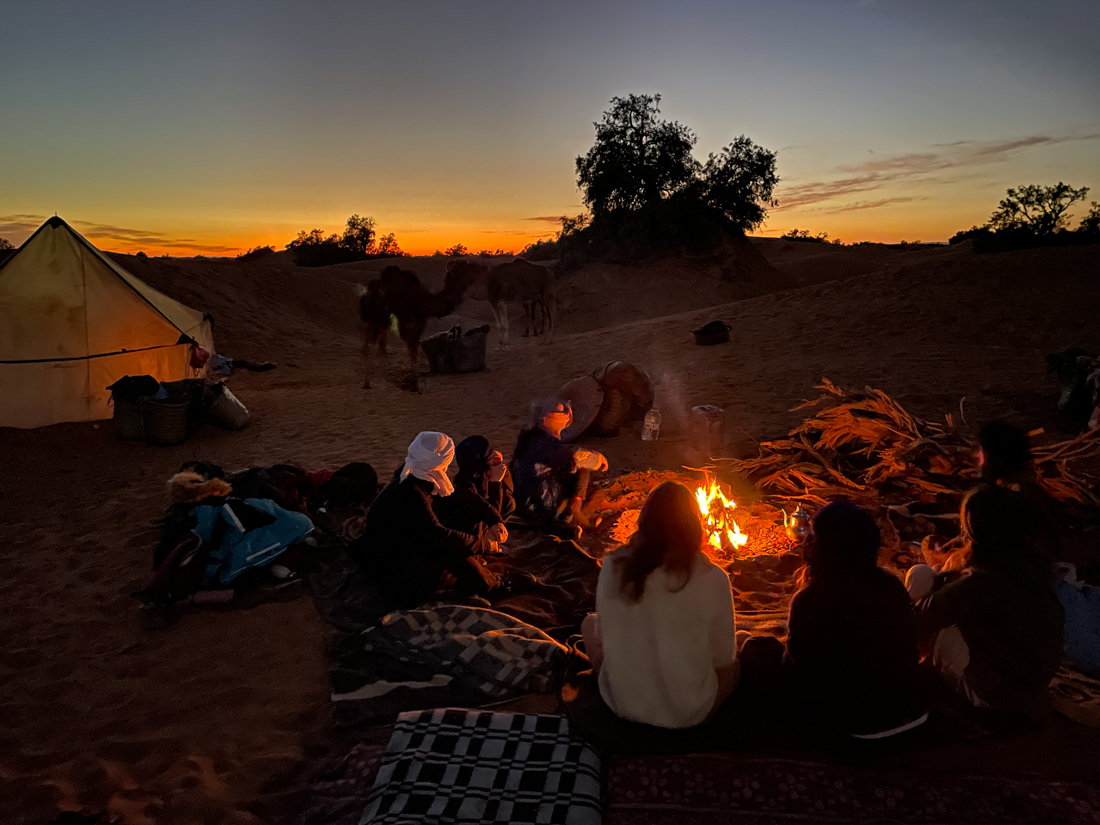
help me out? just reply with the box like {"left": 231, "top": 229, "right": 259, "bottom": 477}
{"left": 695, "top": 473, "right": 748, "bottom": 553}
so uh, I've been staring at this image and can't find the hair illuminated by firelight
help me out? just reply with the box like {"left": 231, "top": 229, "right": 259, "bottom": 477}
{"left": 614, "top": 481, "right": 703, "bottom": 602}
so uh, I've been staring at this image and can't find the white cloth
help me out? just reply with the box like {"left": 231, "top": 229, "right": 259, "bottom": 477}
{"left": 573, "top": 448, "right": 607, "bottom": 472}
{"left": 400, "top": 431, "right": 455, "bottom": 497}
{"left": 595, "top": 548, "right": 737, "bottom": 729}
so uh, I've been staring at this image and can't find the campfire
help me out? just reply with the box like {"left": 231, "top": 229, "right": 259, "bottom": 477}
{"left": 594, "top": 470, "right": 795, "bottom": 563}
{"left": 694, "top": 472, "right": 748, "bottom": 555}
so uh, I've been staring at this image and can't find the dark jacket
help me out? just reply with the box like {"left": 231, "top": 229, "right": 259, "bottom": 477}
{"left": 915, "top": 550, "right": 1064, "bottom": 711}
{"left": 434, "top": 468, "right": 516, "bottom": 534}
{"left": 786, "top": 567, "right": 927, "bottom": 736}
{"left": 351, "top": 471, "right": 489, "bottom": 607}
{"left": 510, "top": 427, "right": 577, "bottom": 518}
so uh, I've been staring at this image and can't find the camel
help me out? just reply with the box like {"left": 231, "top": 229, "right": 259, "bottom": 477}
{"left": 446, "top": 257, "right": 556, "bottom": 347}
{"left": 359, "top": 265, "right": 470, "bottom": 390}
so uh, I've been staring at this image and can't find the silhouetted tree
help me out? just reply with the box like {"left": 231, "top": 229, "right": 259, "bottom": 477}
{"left": 1078, "top": 202, "right": 1100, "bottom": 236}
{"left": 988, "top": 182, "right": 1089, "bottom": 236}
{"left": 572, "top": 94, "right": 778, "bottom": 264}
{"left": 444, "top": 242, "right": 468, "bottom": 256}
{"left": 285, "top": 215, "right": 405, "bottom": 266}
{"left": 576, "top": 94, "right": 697, "bottom": 216}
{"left": 342, "top": 214, "right": 377, "bottom": 255}
{"left": 692, "top": 136, "right": 778, "bottom": 233}
{"left": 781, "top": 228, "right": 830, "bottom": 243}
{"left": 375, "top": 232, "right": 405, "bottom": 257}
{"left": 237, "top": 245, "right": 275, "bottom": 262}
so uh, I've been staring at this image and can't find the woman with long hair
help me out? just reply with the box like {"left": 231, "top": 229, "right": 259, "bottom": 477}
{"left": 776, "top": 499, "right": 928, "bottom": 739}
{"left": 581, "top": 481, "right": 739, "bottom": 729}
{"left": 913, "top": 483, "right": 1064, "bottom": 711}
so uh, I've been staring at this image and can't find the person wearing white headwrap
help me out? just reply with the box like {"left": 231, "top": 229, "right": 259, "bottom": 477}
{"left": 351, "top": 431, "right": 501, "bottom": 608}
{"left": 400, "top": 431, "right": 456, "bottom": 497}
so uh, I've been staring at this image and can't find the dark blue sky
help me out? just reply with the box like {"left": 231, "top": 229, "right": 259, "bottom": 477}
{"left": 2, "top": 0, "right": 1097, "bottom": 252}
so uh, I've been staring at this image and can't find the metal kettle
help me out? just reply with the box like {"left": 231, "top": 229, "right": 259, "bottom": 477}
{"left": 783, "top": 503, "right": 813, "bottom": 543}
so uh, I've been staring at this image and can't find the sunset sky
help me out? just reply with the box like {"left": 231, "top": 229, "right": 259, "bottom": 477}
{"left": 2, "top": 0, "right": 1098, "bottom": 256}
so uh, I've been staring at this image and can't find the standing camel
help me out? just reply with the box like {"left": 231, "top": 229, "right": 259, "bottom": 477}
{"left": 446, "top": 257, "right": 556, "bottom": 347}
{"left": 359, "top": 265, "right": 470, "bottom": 390}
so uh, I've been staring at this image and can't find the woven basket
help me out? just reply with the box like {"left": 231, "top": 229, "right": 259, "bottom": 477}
{"left": 143, "top": 399, "right": 192, "bottom": 446}
{"left": 207, "top": 384, "right": 250, "bottom": 430}
{"left": 450, "top": 330, "right": 488, "bottom": 373}
{"left": 591, "top": 387, "right": 631, "bottom": 437}
{"left": 421, "top": 335, "right": 455, "bottom": 374}
{"left": 112, "top": 398, "right": 146, "bottom": 440}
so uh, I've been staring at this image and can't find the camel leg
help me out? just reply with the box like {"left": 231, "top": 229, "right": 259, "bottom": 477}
{"left": 491, "top": 300, "right": 510, "bottom": 348}
{"left": 399, "top": 323, "right": 422, "bottom": 393}
{"left": 540, "top": 289, "right": 555, "bottom": 344}
{"left": 522, "top": 301, "right": 534, "bottom": 337}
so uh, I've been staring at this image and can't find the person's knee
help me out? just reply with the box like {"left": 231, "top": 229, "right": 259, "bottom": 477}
{"left": 581, "top": 612, "right": 604, "bottom": 672}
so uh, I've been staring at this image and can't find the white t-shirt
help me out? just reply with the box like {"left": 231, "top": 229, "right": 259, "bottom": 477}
{"left": 596, "top": 548, "right": 738, "bottom": 728}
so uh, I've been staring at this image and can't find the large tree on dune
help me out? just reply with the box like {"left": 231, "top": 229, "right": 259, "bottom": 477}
{"left": 572, "top": 94, "right": 778, "bottom": 262}
{"left": 575, "top": 94, "right": 698, "bottom": 216}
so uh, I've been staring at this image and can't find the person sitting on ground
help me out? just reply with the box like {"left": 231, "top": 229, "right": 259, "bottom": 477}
{"left": 744, "top": 499, "right": 928, "bottom": 740}
{"left": 510, "top": 399, "right": 607, "bottom": 535}
{"left": 350, "top": 431, "right": 504, "bottom": 609}
{"left": 923, "top": 421, "right": 1058, "bottom": 574}
{"left": 907, "top": 484, "right": 1064, "bottom": 712}
{"left": 581, "top": 481, "right": 739, "bottom": 729}
{"left": 434, "top": 435, "right": 516, "bottom": 539}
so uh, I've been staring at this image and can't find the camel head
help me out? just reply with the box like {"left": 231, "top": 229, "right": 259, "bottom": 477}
{"left": 445, "top": 258, "right": 489, "bottom": 302}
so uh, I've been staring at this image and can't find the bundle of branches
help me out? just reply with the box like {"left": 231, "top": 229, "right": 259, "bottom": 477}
{"left": 718, "top": 379, "right": 1100, "bottom": 518}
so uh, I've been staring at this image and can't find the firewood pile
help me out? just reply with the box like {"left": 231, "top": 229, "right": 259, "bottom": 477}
{"left": 716, "top": 379, "right": 1100, "bottom": 549}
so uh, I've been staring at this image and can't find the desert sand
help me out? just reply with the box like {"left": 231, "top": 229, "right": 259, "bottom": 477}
{"left": 2, "top": 239, "right": 1100, "bottom": 823}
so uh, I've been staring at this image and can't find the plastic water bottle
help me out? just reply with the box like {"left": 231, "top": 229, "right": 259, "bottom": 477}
{"left": 641, "top": 408, "right": 661, "bottom": 441}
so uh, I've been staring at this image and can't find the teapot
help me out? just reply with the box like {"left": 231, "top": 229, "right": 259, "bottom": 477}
{"left": 783, "top": 503, "right": 813, "bottom": 543}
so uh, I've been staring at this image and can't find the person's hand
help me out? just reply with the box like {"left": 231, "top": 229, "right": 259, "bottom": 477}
{"left": 489, "top": 452, "right": 507, "bottom": 483}
{"left": 487, "top": 522, "right": 509, "bottom": 544}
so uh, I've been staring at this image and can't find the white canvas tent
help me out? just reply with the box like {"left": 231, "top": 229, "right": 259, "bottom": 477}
{"left": 0, "top": 217, "right": 215, "bottom": 429}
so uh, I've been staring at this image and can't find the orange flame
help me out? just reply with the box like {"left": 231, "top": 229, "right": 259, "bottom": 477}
{"left": 695, "top": 473, "right": 748, "bottom": 552}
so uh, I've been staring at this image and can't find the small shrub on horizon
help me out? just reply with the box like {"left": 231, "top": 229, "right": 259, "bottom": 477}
{"left": 780, "top": 228, "right": 830, "bottom": 243}
{"left": 237, "top": 245, "right": 275, "bottom": 263}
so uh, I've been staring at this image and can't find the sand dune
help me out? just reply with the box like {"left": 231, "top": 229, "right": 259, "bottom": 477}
{"left": 2, "top": 240, "right": 1099, "bottom": 823}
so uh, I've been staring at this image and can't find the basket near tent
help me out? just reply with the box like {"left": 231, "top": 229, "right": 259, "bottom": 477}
{"left": 142, "top": 398, "right": 192, "bottom": 446}
{"left": 143, "top": 379, "right": 206, "bottom": 445}
{"left": 112, "top": 398, "right": 146, "bottom": 440}
{"left": 204, "top": 382, "right": 250, "bottom": 430}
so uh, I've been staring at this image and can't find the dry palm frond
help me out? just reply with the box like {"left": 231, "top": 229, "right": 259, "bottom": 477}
{"left": 719, "top": 378, "right": 1100, "bottom": 530}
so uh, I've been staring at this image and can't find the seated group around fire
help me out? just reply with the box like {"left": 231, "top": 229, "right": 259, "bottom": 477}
{"left": 351, "top": 409, "right": 608, "bottom": 609}
{"left": 142, "top": 412, "right": 1086, "bottom": 738}
{"left": 581, "top": 421, "right": 1071, "bottom": 733}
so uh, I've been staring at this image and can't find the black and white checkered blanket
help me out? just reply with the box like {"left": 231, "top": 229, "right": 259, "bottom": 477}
{"left": 361, "top": 605, "right": 571, "bottom": 698}
{"left": 360, "top": 708, "right": 602, "bottom": 824}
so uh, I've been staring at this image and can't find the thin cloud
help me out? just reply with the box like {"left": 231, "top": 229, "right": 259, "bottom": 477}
{"left": 776, "top": 132, "right": 1100, "bottom": 211}
{"left": 0, "top": 215, "right": 237, "bottom": 253}
{"left": 0, "top": 214, "right": 48, "bottom": 238}
{"left": 524, "top": 216, "right": 565, "bottom": 223}
{"left": 822, "top": 196, "right": 930, "bottom": 213}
